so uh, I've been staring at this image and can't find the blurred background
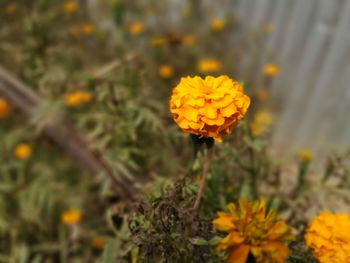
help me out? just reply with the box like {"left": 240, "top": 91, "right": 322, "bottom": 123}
{"left": 1, "top": 0, "right": 350, "bottom": 261}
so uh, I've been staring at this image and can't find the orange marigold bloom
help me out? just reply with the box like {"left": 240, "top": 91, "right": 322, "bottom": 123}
{"left": 65, "top": 90, "right": 93, "bottom": 107}
{"left": 183, "top": 35, "right": 197, "bottom": 46}
{"left": 129, "top": 22, "right": 144, "bottom": 35}
{"left": 14, "top": 144, "right": 32, "bottom": 160}
{"left": 4, "top": 4, "right": 17, "bottom": 15}
{"left": 211, "top": 18, "right": 225, "bottom": 31}
{"left": 159, "top": 64, "right": 174, "bottom": 79}
{"left": 305, "top": 211, "right": 350, "bottom": 263}
{"left": 91, "top": 238, "right": 105, "bottom": 250}
{"left": 170, "top": 76, "right": 250, "bottom": 141}
{"left": 250, "top": 110, "right": 274, "bottom": 136}
{"left": 263, "top": 64, "right": 279, "bottom": 76}
{"left": 213, "top": 199, "right": 294, "bottom": 263}
{"left": 149, "top": 37, "right": 166, "bottom": 46}
{"left": 197, "top": 59, "right": 222, "bottom": 73}
{"left": 299, "top": 150, "right": 313, "bottom": 163}
{"left": 0, "top": 98, "right": 10, "bottom": 119}
{"left": 64, "top": 1, "right": 78, "bottom": 13}
{"left": 61, "top": 209, "right": 81, "bottom": 225}
{"left": 81, "top": 23, "right": 94, "bottom": 35}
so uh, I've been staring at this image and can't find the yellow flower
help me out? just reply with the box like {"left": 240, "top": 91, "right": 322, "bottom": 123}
{"left": 14, "top": 144, "right": 32, "bottom": 160}
{"left": 129, "top": 22, "right": 144, "bottom": 35}
{"left": 0, "top": 98, "right": 10, "bottom": 119}
{"left": 211, "top": 18, "right": 225, "bottom": 31}
{"left": 305, "top": 211, "right": 350, "bottom": 263}
{"left": 61, "top": 209, "right": 81, "bottom": 225}
{"left": 183, "top": 35, "right": 197, "bottom": 46}
{"left": 159, "top": 64, "right": 174, "bottom": 79}
{"left": 197, "top": 59, "right": 222, "bottom": 73}
{"left": 250, "top": 111, "right": 274, "bottom": 136}
{"left": 149, "top": 37, "right": 166, "bottom": 46}
{"left": 213, "top": 199, "right": 294, "bottom": 263}
{"left": 170, "top": 75, "right": 250, "bottom": 141}
{"left": 255, "top": 88, "right": 269, "bottom": 101}
{"left": 299, "top": 150, "right": 313, "bottom": 163}
{"left": 81, "top": 23, "right": 94, "bottom": 35}
{"left": 65, "top": 90, "right": 93, "bottom": 107}
{"left": 263, "top": 64, "right": 279, "bottom": 76}
{"left": 64, "top": 1, "right": 78, "bottom": 13}
{"left": 91, "top": 238, "right": 105, "bottom": 250}
{"left": 4, "top": 4, "right": 17, "bottom": 15}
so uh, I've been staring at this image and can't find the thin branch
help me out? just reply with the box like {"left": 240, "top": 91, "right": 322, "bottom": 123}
{"left": 0, "top": 66, "right": 136, "bottom": 200}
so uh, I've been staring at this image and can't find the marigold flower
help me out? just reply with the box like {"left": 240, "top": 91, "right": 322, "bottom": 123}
{"left": 61, "top": 208, "right": 81, "bottom": 225}
{"left": 183, "top": 35, "right": 197, "bottom": 46}
{"left": 255, "top": 88, "right": 269, "bottom": 101}
{"left": 197, "top": 59, "right": 222, "bottom": 73}
{"left": 14, "top": 144, "right": 32, "bottom": 160}
{"left": 149, "top": 37, "right": 166, "bottom": 46}
{"left": 170, "top": 75, "right": 250, "bottom": 141}
{"left": 0, "top": 98, "right": 10, "bottom": 119}
{"left": 4, "top": 4, "right": 17, "bottom": 15}
{"left": 159, "top": 64, "right": 174, "bottom": 79}
{"left": 129, "top": 22, "right": 144, "bottom": 35}
{"left": 64, "top": 1, "right": 77, "bottom": 13}
{"left": 65, "top": 90, "right": 93, "bottom": 107}
{"left": 299, "top": 150, "right": 313, "bottom": 163}
{"left": 305, "top": 211, "right": 350, "bottom": 263}
{"left": 250, "top": 111, "right": 273, "bottom": 136}
{"left": 81, "top": 23, "right": 94, "bottom": 35}
{"left": 263, "top": 64, "right": 279, "bottom": 76}
{"left": 211, "top": 18, "right": 225, "bottom": 31}
{"left": 213, "top": 199, "right": 294, "bottom": 263}
{"left": 91, "top": 238, "right": 105, "bottom": 250}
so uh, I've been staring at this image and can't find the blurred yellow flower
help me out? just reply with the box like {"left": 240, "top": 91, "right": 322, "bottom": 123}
{"left": 183, "top": 35, "right": 197, "bottom": 46}
{"left": 91, "top": 238, "right": 105, "bottom": 250}
{"left": 263, "top": 64, "right": 280, "bottom": 76}
{"left": 159, "top": 64, "right": 174, "bottom": 79}
{"left": 211, "top": 18, "right": 225, "bottom": 31}
{"left": 262, "top": 23, "right": 273, "bottom": 34}
{"left": 170, "top": 75, "right": 250, "bottom": 141}
{"left": 14, "top": 144, "right": 32, "bottom": 160}
{"left": 4, "top": 4, "right": 17, "bottom": 15}
{"left": 61, "top": 209, "right": 81, "bottom": 225}
{"left": 305, "top": 211, "right": 350, "bottom": 263}
{"left": 197, "top": 59, "right": 222, "bottom": 73}
{"left": 64, "top": 1, "right": 77, "bottom": 13}
{"left": 129, "top": 22, "right": 144, "bottom": 35}
{"left": 213, "top": 199, "right": 294, "bottom": 263}
{"left": 299, "top": 150, "right": 313, "bottom": 163}
{"left": 149, "top": 37, "right": 166, "bottom": 46}
{"left": 65, "top": 90, "right": 93, "bottom": 107}
{"left": 255, "top": 88, "right": 269, "bottom": 101}
{"left": 81, "top": 23, "right": 94, "bottom": 35}
{"left": 0, "top": 98, "right": 10, "bottom": 119}
{"left": 250, "top": 110, "right": 274, "bottom": 136}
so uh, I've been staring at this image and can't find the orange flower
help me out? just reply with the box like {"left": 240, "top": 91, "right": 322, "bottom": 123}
{"left": 14, "top": 144, "right": 32, "bottom": 160}
{"left": 255, "top": 88, "right": 269, "bottom": 101}
{"left": 170, "top": 75, "right": 250, "bottom": 141}
{"left": 61, "top": 209, "right": 81, "bottom": 225}
{"left": 149, "top": 37, "right": 166, "bottom": 46}
{"left": 197, "top": 59, "right": 222, "bottom": 73}
{"left": 91, "top": 238, "right": 105, "bottom": 250}
{"left": 159, "top": 64, "right": 174, "bottom": 79}
{"left": 183, "top": 35, "right": 197, "bottom": 46}
{"left": 81, "top": 23, "right": 94, "bottom": 35}
{"left": 129, "top": 22, "right": 144, "bottom": 35}
{"left": 263, "top": 64, "right": 279, "bottom": 76}
{"left": 305, "top": 211, "right": 350, "bottom": 263}
{"left": 65, "top": 90, "right": 93, "bottom": 107}
{"left": 299, "top": 150, "right": 313, "bottom": 163}
{"left": 211, "top": 18, "right": 225, "bottom": 31}
{"left": 250, "top": 110, "right": 274, "bottom": 136}
{"left": 213, "top": 199, "right": 294, "bottom": 263}
{"left": 64, "top": 1, "right": 78, "bottom": 13}
{"left": 0, "top": 98, "right": 10, "bottom": 119}
{"left": 4, "top": 4, "right": 17, "bottom": 15}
